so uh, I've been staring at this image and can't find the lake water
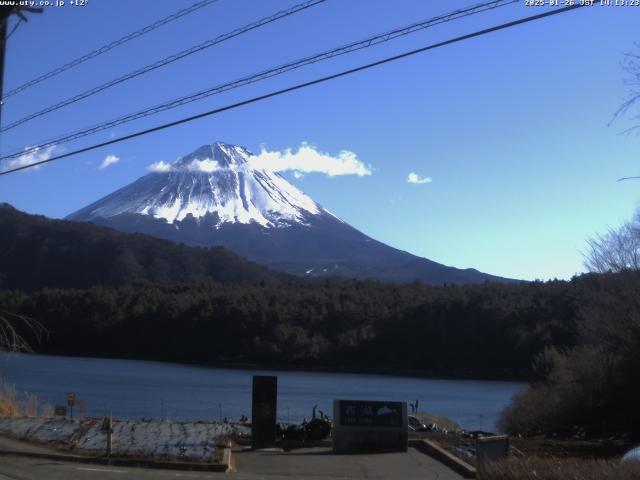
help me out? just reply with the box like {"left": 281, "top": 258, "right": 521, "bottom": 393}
{"left": 0, "top": 353, "right": 525, "bottom": 431}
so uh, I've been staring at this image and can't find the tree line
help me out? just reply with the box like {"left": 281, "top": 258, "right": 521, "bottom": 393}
{"left": 2, "top": 272, "right": 633, "bottom": 383}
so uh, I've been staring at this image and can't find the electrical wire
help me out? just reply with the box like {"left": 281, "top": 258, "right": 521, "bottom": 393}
{"left": 1, "top": 0, "right": 221, "bottom": 101}
{"left": 0, "top": 3, "right": 588, "bottom": 177}
{"left": 6, "top": 18, "right": 21, "bottom": 40}
{"left": 0, "top": 0, "right": 518, "bottom": 162}
{"left": 0, "top": 0, "right": 327, "bottom": 133}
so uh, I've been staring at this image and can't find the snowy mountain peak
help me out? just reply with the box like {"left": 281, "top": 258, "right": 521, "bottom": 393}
{"left": 174, "top": 141, "right": 250, "bottom": 170}
{"left": 68, "top": 141, "right": 331, "bottom": 229}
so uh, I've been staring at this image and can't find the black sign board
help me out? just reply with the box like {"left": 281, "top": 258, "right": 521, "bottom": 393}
{"left": 54, "top": 405, "right": 67, "bottom": 417}
{"left": 251, "top": 375, "right": 277, "bottom": 449}
{"left": 339, "top": 400, "right": 403, "bottom": 428}
{"left": 333, "top": 399, "right": 408, "bottom": 453}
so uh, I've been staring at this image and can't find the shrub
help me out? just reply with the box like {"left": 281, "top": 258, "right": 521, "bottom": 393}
{"left": 0, "top": 380, "right": 51, "bottom": 418}
{"left": 483, "top": 456, "right": 640, "bottom": 480}
{"left": 0, "top": 381, "right": 19, "bottom": 416}
{"left": 499, "top": 272, "right": 640, "bottom": 439}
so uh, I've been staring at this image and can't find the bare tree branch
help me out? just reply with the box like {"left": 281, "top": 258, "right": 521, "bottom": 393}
{"left": 0, "top": 311, "right": 47, "bottom": 353}
{"left": 584, "top": 213, "right": 640, "bottom": 273}
{"left": 610, "top": 43, "right": 640, "bottom": 128}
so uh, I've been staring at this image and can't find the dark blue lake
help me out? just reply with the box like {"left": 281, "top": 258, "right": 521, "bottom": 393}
{"left": 0, "top": 353, "right": 524, "bottom": 431}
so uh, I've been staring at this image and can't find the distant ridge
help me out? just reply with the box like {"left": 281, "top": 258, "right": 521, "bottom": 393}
{"left": 0, "top": 203, "right": 286, "bottom": 291}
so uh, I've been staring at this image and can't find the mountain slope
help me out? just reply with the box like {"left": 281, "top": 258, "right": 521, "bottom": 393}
{"left": 67, "top": 141, "right": 513, "bottom": 285}
{"left": 0, "top": 203, "right": 287, "bottom": 291}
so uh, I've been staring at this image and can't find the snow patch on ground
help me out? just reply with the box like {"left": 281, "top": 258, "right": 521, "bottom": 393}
{"left": 0, "top": 417, "right": 80, "bottom": 443}
{"left": 0, "top": 417, "right": 249, "bottom": 461}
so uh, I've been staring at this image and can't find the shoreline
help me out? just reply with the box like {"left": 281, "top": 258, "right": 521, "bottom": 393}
{"left": 12, "top": 350, "right": 530, "bottom": 383}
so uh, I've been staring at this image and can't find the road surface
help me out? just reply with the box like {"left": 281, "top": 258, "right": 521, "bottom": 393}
{"left": 0, "top": 447, "right": 463, "bottom": 480}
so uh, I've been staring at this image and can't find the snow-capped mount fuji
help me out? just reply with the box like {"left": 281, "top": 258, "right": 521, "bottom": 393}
{"left": 67, "top": 141, "right": 511, "bottom": 284}
{"left": 72, "top": 142, "right": 328, "bottom": 229}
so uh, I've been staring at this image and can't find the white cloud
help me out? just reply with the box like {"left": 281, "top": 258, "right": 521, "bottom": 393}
{"left": 186, "top": 158, "right": 219, "bottom": 173}
{"left": 144, "top": 144, "right": 370, "bottom": 178}
{"left": 98, "top": 154, "right": 119, "bottom": 170}
{"left": 147, "top": 158, "right": 220, "bottom": 174}
{"left": 4, "top": 145, "right": 59, "bottom": 172}
{"left": 147, "top": 160, "right": 173, "bottom": 173}
{"left": 407, "top": 172, "right": 432, "bottom": 184}
{"left": 248, "top": 143, "right": 372, "bottom": 177}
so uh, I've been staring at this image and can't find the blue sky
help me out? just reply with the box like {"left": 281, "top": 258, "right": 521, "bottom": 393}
{"left": 0, "top": 0, "right": 639, "bottom": 281}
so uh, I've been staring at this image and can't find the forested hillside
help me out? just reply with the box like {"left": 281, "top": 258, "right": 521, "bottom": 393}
{"left": 0, "top": 203, "right": 287, "bottom": 290}
{"left": 4, "top": 272, "right": 635, "bottom": 381}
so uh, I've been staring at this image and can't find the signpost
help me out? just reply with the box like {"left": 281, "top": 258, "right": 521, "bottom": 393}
{"left": 251, "top": 376, "right": 277, "bottom": 449}
{"left": 101, "top": 412, "right": 113, "bottom": 457}
{"left": 333, "top": 399, "right": 408, "bottom": 453}
{"left": 67, "top": 391, "right": 76, "bottom": 419}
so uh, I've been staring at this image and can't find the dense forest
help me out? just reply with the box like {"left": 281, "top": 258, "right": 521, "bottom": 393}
{"left": 2, "top": 272, "right": 631, "bottom": 381}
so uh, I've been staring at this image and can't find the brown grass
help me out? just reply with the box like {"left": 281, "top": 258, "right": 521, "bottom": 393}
{"left": 0, "top": 379, "right": 53, "bottom": 418}
{"left": 483, "top": 456, "right": 640, "bottom": 480}
{"left": 0, "top": 381, "right": 19, "bottom": 416}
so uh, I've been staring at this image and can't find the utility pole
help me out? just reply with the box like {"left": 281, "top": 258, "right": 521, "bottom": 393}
{"left": 0, "top": 6, "right": 42, "bottom": 128}
{"left": 102, "top": 411, "right": 113, "bottom": 457}
{"left": 0, "top": 7, "right": 11, "bottom": 128}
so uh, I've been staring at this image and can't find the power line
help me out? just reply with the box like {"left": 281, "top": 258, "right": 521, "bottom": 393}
{"left": 0, "top": 3, "right": 588, "bottom": 177}
{"left": 0, "top": 0, "right": 518, "bottom": 162}
{"left": 1, "top": 0, "right": 221, "bottom": 101}
{"left": 6, "top": 18, "right": 21, "bottom": 40}
{"left": 0, "top": 0, "right": 327, "bottom": 133}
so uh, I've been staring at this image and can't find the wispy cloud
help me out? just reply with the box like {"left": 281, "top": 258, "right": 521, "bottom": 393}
{"left": 147, "top": 158, "right": 220, "bottom": 173}
{"left": 407, "top": 172, "right": 432, "bottom": 184}
{"left": 98, "top": 154, "right": 119, "bottom": 170}
{"left": 3, "top": 145, "right": 59, "bottom": 172}
{"left": 249, "top": 143, "right": 372, "bottom": 177}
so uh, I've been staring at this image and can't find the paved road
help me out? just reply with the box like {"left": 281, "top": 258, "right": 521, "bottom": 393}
{"left": 0, "top": 448, "right": 463, "bottom": 480}
{"left": 0, "top": 456, "right": 222, "bottom": 480}
{"left": 233, "top": 447, "right": 463, "bottom": 479}
{"left": 0, "top": 434, "right": 58, "bottom": 454}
